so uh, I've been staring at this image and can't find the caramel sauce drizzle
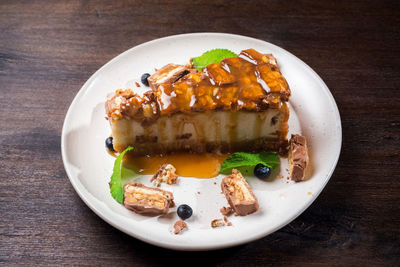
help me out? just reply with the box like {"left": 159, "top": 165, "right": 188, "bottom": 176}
{"left": 123, "top": 153, "right": 230, "bottom": 178}
{"left": 106, "top": 49, "right": 290, "bottom": 122}
{"left": 157, "top": 49, "right": 290, "bottom": 116}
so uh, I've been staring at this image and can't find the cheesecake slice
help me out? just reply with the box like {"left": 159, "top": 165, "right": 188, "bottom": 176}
{"left": 105, "top": 49, "right": 290, "bottom": 155}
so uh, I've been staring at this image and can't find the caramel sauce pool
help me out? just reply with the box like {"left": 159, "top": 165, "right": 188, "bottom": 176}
{"left": 123, "top": 153, "right": 230, "bottom": 178}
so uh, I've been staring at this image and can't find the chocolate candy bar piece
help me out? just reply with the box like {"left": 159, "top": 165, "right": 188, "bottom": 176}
{"left": 221, "top": 169, "right": 259, "bottom": 216}
{"left": 123, "top": 182, "right": 175, "bottom": 216}
{"left": 289, "top": 134, "right": 309, "bottom": 182}
{"left": 147, "top": 64, "right": 189, "bottom": 90}
{"left": 150, "top": 164, "right": 178, "bottom": 187}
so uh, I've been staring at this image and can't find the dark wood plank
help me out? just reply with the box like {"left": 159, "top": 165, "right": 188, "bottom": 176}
{"left": 0, "top": 0, "right": 399, "bottom": 265}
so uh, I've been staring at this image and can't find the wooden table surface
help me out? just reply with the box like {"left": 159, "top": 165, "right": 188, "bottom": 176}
{"left": 1, "top": 0, "right": 399, "bottom": 266}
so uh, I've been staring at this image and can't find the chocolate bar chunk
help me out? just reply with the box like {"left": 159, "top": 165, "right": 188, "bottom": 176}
{"left": 289, "top": 134, "right": 309, "bottom": 182}
{"left": 123, "top": 182, "right": 175, "bottom": 216}
{"left": 221, "top": 169, "right": 259, "bottom": 216}
{"left": 150, "top": 164, "right": 178, "bottom": 187}
{"left": 147, "top": 64, "right": 189, "bottom": 90}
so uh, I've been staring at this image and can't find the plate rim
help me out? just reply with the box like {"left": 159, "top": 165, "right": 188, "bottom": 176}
{"left": 61, "top": 32, "right": 342, "bottom": 251}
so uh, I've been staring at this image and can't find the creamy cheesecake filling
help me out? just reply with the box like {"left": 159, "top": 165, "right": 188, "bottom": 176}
{"left": 111, "top": 107, "right": 288, "bottom": 154}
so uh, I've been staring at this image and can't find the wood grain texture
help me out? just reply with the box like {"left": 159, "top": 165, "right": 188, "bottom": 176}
{"left": 1, "top": 0, "right": 399, "bottom": 266}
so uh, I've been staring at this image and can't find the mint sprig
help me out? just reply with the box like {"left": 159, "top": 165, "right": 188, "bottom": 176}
{"left": 109, "top": 146, "right": 134, "bottom": 204}
{"left": 219, "top": 152, "right": 279, "bottom": 175}
{"left": 192, "top": 49, "right": 237, "bottom": 72}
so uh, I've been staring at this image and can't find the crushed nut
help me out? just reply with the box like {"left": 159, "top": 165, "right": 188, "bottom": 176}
{"left": 220, "top": 206, "right": 233, "bottom": 216}
{"left": 173, "top": 220, "right": 188, "bottom": 234}
{"left": 223, "top": 216, "right": 232, "bottom": 226}
{"left": 221, "top": 169, "right": 259, "bottom": 216}
{"left": 211, "top": 218, "right": 226, "bottom": 228}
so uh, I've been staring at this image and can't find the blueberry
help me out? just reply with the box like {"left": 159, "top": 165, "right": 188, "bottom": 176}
{"left": 141, "top": 73, "right": 151, "bottom": 86}
{"left": 105, "top": 137, "right": 114, "bottom": 151}
{"left": 177, "top": 204, "right": 193, "bottom": 220}
{"left": 254, "top": 163, "right": 271, "bottom": 179}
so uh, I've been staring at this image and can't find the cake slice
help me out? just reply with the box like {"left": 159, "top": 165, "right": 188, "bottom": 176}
{"left": 105, "top": 49, "right": 290, "bottom": 155}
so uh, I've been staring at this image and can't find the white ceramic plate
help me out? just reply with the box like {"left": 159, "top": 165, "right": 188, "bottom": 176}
{"left": 61, "top": 33, "right": 341, "bottom": 251}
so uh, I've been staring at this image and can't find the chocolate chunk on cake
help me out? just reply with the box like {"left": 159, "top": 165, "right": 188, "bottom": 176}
{"left": 147, "top": 64, "right": 190, "bottom": 90}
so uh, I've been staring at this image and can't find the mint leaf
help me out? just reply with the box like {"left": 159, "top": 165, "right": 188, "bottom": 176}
{"left": 192, "top": 49, "right": 237, "bottom": 72}
{"left": 219, "top": 152, "right": 279, "bottom": 174}
{"left": 109, "top": 146, "right": 134, "bottom": 204}
{"left": 259, "top": 152, "right": 280, "bottom": 170}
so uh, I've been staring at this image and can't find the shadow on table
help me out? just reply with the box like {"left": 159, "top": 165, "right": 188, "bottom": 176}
{"left": 117, "top": 233, "right": 246, "bottom": 265}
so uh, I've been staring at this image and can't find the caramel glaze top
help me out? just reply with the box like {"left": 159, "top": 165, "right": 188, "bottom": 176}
{"left": 106, "top": 49, "right": 291, "bottom": 125}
